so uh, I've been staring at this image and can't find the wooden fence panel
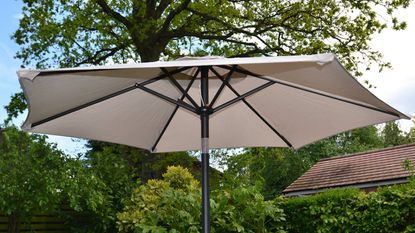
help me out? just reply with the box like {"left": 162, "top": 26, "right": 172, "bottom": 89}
{"left": 0, "top": 214, "right": 67, "bottom": 233}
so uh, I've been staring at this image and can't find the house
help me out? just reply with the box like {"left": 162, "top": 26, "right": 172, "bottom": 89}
{"left": 283, "top": 143, "right": 415, "bottom": 197}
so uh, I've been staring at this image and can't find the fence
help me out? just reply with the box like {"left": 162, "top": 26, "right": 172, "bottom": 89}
{"left": 0, "top": 214, "right": 67, "bottom": 233}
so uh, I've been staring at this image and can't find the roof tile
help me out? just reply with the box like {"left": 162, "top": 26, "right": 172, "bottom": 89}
{"left": 283, "top": 143, "right": 415, "bottom": 194}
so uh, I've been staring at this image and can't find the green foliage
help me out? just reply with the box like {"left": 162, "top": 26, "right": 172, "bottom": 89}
{"left": 223, "top": 126, "right": 385, "bottom": 198}
{"left": 382, "top": 121, "right": 409, "bottom": 147}
{"left": 406, "top": 119, "right": 415, "bottom": 143}
{"left": 211, "top": 186, "right": 286, "bottom": 233}
{"left": 117, "top": 166, "right": 285, "bottom": 233}
{"left": 86, "top": 142, "right": 141, "bottom": 211}
{"left": 0, "top": 126, "right": 111, "bottom": 232}
{"left": 224, "top": 147, "right": 308, "bottom": 199}
{"left": 282, "top": 188, "right": 363, "bottom": 232}
{"left": 282, "top": 182, "right": 415, "bottom": 233}
{"left": 58, "top": 157, "right": 113, "bottom": 233}
{"left": 3, "top": 92, "right": 27, "bottom": 125}
{"left": 14, "top": 0, "right": 412, "bottom": 73}
{"left": 117, "top": 166, "right": 202, "bottom": 233}
{"left": 86, "top": 141, "right": 220, "bottom": 188}
{"left": 0, "top": 126, "right": 66, "bottom": 217}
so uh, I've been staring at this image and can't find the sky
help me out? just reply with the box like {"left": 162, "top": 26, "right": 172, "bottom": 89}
{"left": 363, "top": 6, "right": 415, "bottom": 130}
{"left": 0, "top": 1, "right": 87, "bottom": 154}
{"left": 0, "top": 1, "right": 414, "bottom": 154}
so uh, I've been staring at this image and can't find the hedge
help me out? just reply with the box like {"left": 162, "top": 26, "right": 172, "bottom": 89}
{"left": 281, "top": 181, "right": 415, "bottom": 233}
{"left": 116, "top": 166, "right": 415, "bottom": 232}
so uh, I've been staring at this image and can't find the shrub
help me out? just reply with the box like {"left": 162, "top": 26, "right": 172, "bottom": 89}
{"left": 117, "top": 166, "right": 285, "bottom": 233}
{"left": 282, "top": 181, "right": 415, "bottom": 233}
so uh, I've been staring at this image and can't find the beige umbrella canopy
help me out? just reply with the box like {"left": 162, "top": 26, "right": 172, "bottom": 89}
{"left": 17, "top": 53, "right": 409, "bottom": 232}
{"left": 18, "top": 54, "right": 408, "bottom": 151}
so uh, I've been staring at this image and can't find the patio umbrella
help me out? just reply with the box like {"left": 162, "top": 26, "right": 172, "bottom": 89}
{"left": 18, "top": 53, "right": 409, "bottom": 232}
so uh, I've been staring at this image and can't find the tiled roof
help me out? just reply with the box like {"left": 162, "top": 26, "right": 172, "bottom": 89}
{"left": 283, "top": 143, "right": 415, "bottom": 194}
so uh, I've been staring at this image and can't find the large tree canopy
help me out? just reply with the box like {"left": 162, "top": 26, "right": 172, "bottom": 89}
{"left": 14, "top": 0, "right": 411, "bottom": 76}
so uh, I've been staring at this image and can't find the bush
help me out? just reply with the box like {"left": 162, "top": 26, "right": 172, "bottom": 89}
{"left": 282, "top": 182, "right": 415, "bottom": 233}
{"left": 117, "top": 166, "right": 285, "bottom": 233}
{"left": 117, "top": 166, "right": 415, "bottom": 233}
{"left": 212, "top": 186, "right": 285, "bottom": 232}
{"left": 282, "top": 188, "right": 363, "bottom": 232}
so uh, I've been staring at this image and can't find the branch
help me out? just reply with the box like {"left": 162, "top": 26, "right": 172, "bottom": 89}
{"left": 183, "top": 8, "right": 262, "bottom": 37}
{"left": 155, "top": 0, "right": 172, "bottom": 18}
{"left": 73, "top": 44, "right": 126, "bottom": 66}
{"left": 145, "top": 0, "right": 156, "bottom": 18}
{"left": 229, "top": 42, "right": 293, "bottom": 58}
{"left": 229, "top": 49, "right": 267, "bottom": 58}
{"left": 95, "top": 0, "right": 131, "bottom": 29}
{"left": 159, "top": 0, "right": 191, "bottom": 34}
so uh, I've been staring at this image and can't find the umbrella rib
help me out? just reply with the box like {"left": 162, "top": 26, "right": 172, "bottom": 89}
{"left": 31, "top": 67, "right": 196, "bottom": 128}
{"left": 212, "top": 80, "right": 274, "bottom": 113}
{"left": 209, "top": 65, "right": 236, "bottom": 108}
{"left": 134, "top": 83, "right": 197, "bottom": 113}
{"left": 161, "top": 67, "right": 200, "bottom": 108}
{"left": 219, "top": 65, "right": 400, "bottom": 118}
{"left": 31, "top": 85, "right": 138, "bottom": 127}
{"left": 210, "top": 67, "right": 293, "bottom": 148}
{"left": 151, "top": 69, "right": 200, "bottom": 152}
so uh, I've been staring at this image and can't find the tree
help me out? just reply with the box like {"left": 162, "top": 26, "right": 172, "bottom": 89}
{"left": 14, "top": 0, "right": 410, "bottom": 71}
{"left": 86, "top": 140, "right": 221, "bottom": 187}
{"left": 406, "top": 119, "right": 415, "bottom": 143}
{"left": 0, "top": 126, "right": 65, "bottom": 233}
{"left": 381, "top": 121, "right": 407, "bottom": 147}
{"left": 223, "top": 126, "right": 384, "bottom": 197}
{"left": 0, "top": 126, "right": 110, "bottom": 233}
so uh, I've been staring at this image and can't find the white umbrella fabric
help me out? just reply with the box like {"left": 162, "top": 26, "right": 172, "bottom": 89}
{"left": 17, "top": 53, "right": 409, "bottom": 232}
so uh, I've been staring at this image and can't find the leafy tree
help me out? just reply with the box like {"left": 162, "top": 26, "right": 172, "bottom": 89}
{"left": 13, "top": 0, "right": 411, "bottom": 71}
{"left": 224, "top": 147, "right": 307, "bottom": 199}
{"left": 406, "top": 119, "right": 415, "bottom": 143}
{"left": 86, "top": 141, "right": 221, "bottom": 187}
{"left": 58, "top": 157, "right": 113, "bottom": 233}
{"left": 336, "top": 126, "right": 383, "bottom": 153}
{"left": 85, "top": 142, "right": 140, "bottom": 215}
{"left": 0, "top": 126, "right": 65, "bottom": 233}
{"left": 223, "top": 126, "right": 384, "bottom": 198}
{"left": 0, "top": 126, "right": 110, "bottom": 233}
{"left": 117, "top": 166, "right": 285, "bottom": 233}
{"left": 3, "top": 93, "right": 26, "bottom": 125}
{"left": 381, "top": 121, "right": 407, "bottom": 147}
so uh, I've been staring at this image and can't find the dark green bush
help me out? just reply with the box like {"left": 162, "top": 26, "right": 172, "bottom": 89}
{"left": 116, "top": 165, "right": 415, "bottom": 232}
{"left": 282, "top": 182, "right": 415, "bottom": 233}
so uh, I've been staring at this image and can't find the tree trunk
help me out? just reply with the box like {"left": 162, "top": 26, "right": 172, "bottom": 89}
{"left": 8, "top": 213, "right": 19, "bottom": 233}
{"left": 139, "top": 46, "right": 163, "bottom": 62}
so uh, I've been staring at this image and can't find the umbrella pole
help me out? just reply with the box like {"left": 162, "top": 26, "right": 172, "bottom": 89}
{"left": 200, "top": 66, "right": 210, "bottom": 233}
